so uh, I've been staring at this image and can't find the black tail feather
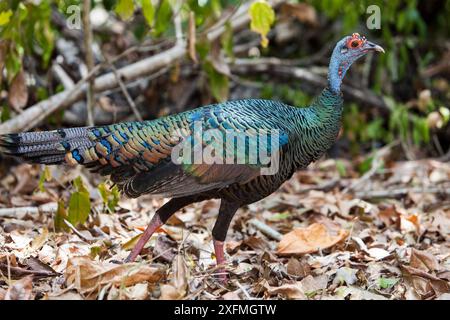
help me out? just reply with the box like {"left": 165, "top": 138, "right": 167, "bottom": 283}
{"left": 0, "top": 127, "right": 94, "bottom": 165}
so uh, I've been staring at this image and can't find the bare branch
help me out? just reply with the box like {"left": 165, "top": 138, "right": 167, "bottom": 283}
{"left": 83, "top": 0, "right": 95, "bottom": 126}
{"left": 249, "top": 218, "right": 282, "bottom": 241}
{"left": 102, "top": 53, "right": 143, "bottom": 122}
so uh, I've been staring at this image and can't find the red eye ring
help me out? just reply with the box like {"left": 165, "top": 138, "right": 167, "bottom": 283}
{"left": 351, "top": 40, "right": 360, "bottom": 48}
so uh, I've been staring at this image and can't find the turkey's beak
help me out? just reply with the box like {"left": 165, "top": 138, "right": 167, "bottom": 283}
{"left": 366, "top": 41, "right": 385, "bottom": 53}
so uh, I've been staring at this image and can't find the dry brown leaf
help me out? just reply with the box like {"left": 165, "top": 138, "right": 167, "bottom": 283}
{"left": 65, "top": 256, "right": 165, "bottom": 294}
{"left": 286, "top": 258, "right": 310, "bottom": 278}
{"left": 263, "top": 280, "right": 306, "bottom": 300}
{"left": 126, "top": 283, "right": 149, "bottom": 300}
{"left": 4, "top": 275, "right": 33, "bottom": 300}
{"left": 280, "top": 2, "right": 318, "bottom": 26}
{"left": 300, "top": 274, "right": 329, "bottom": 294}
{"left": 210, "top": 38, "right": 230, "bottom": 76}
{"left": 222, "top": 290, "right": 241, "bottom": 300}
{"left": 160, "top": 284, "right": 181, "bottom": 300}
{"left": 8, "top": 69, "right": 28, "bottom": 111}
{"left": 243, "top": 236, "right": 268, "bottom": 251}
{"left": 188, "top": 11, "right": 197, "bottom": 63}
{"left": 0, "top": 288, "right": 7, "bottom": 300}
{"left": 171, "top": 254, "right": 188, "bottom": 299}
{"left": 400, "top": 213, "right": 420, "bottom": 233}
{"left": 401, "top": 265, "right": 450, "bottom": 298}
{"left": 410, "top": 249, "right": 440, "bottom": 272}
{"left": 277, "top": 223, "right": 349, "bottom": 255}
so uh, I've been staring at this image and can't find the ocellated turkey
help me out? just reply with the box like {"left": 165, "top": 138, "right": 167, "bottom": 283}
{"left": 0, "top": 33, "right": 384, "bottom": 281}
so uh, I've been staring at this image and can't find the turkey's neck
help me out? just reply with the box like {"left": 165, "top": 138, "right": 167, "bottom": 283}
{"left": 310, "top": 87, "right": 343, "bottom": 123}
{"left": 290, "top": 87, "right": 343, "bottom": 168}
{"left": 328, "top": 52, "right": 352, "bottom": 94}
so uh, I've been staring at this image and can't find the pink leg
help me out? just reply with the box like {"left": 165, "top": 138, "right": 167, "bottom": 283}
{"left": 125, "top": 214, "right": 162, "bottom": 263}
{"left": 213, "top": 239, "right": 228, "bottom": 283}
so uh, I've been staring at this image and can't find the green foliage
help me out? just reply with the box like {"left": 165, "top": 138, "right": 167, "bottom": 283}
{"left": 68, "top": 177, "right": 91, "bottom": 226}
{"left": 0, "top": 0, "right": 55, "bottom": 81}
{"left": 249, "top": 0, "right": 275, "bottom": 48}
{"left": 153, "top": 0, "right": 172, "bottom": 37}
{"left": 0, "top": 9, "right": 13, "bottom": 25}
{"left": 378, "top": 277, "right": 399, "bottom": 289}
{"left": 0, "top": 105, "right": 10, "bottom": 122}
{"left": 204, "top": 61, "right": 229, "bottom": 102}
{"left": 140, "top": 0, "right": 155, "bottom": 27}
{"left": 38, "top": 166, "right": 52, "bottom": 193}
{"left": 387, "top": 98, "right": 430, "bottom": 145}
{"left": 358, "top": 155, "right": 375, "bottom": 175}
{"left": 335, "top": 160, "right": 347, "bottom": 177}
{"left": 98, "top": 182, "right": 120, "bottom": 213}
{"left": 54, "top": 199, "right": 69, "bottom": 231}
{"left": 268, "top": 212, "right": 290, "bottom": 221}
{"left": 115, "top": 0, "right": 135, "bottom": 20}
{"left": 261, "top": 84, "right": 313, "bottom": 107}
{"left": 221, "top": 22, "right": 234, "bottom": 60}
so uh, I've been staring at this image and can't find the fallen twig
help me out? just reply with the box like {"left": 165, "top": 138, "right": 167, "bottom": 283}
{"left": 0, "top": 203, "right": 58, "bottom": 217}
{"left": 102, "top": 54, "right": 143, "bottom": 122}
{"left": 63, "top": 219, "right": 97, "bottom": 242}
{"left": 248, "top": 219, "right": 282, "bottom": 241}
{"left": 83, "top": 0, "right": 95, "bottom": 126}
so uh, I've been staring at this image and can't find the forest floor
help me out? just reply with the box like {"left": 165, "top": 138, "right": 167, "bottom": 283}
{"left": 0, "top": 154, "right": 449, "bottom": 300}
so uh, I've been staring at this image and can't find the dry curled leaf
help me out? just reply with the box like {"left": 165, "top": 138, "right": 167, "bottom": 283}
{"left": 263, "top": 280, "right": 306, "bottom": 300}
{"left": 65, "top": 256, "right": 165, "bottom": 294}
{"left": 160, "top": 284, "right": 181, "bottom": 300}
{"left": 8, "top": 69, "right": 28, "bottom": 111}
{"left": 410, "top": 249, "right": 439, "bottom": 272}
{"left": 277, "top": 223, "right": 349, "bottom": 255}
{"left": 401, "top": 265, "right": 450, "bottom": 298}
{"left": 188, "top": 11, "right": 197, "bottom": 63}
{"left": 170, "top": 254, "right": 189, "bottom": 299}
{"left": 286, "top": 258, "right": 311, "bottom": 278}
{"left": 279, "top": 2, "right": 318, "bottom": 26}
{"left": 4, "top": 275, "right": 33, "bottom": 300}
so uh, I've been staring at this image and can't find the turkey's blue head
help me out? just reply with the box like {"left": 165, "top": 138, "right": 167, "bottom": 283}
{"left": 328, "top": 33, "right": 384, "bottom": 93}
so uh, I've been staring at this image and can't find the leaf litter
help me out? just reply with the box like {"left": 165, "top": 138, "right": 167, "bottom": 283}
{"left": 0, "top": 159, "right": 449, "bottom": 300}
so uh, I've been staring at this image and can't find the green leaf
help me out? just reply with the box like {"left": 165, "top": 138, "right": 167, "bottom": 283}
{"left": 248, "top": 0, "right": 275, "bottom": 48}
{"left": 204, "top": 61, "right": 229, "bottom": 102}
{"left": 221, "top": 21, "right": 234, "bottom": 59}
{"left": 268, "top": 212, "right": 290, "bottom": 221}
{"left": 38, "top": 166, "right": 52, "bottom": 192}
{"left": 68, "top": 177, "right": 91, "bottom": 226}
{"left": 1, "top": 105, "right": 10, "bottom": 122}
{"left": 335, "top": 160, "right": 347, "bottom": 177}
{"left": 378, "top": 277, "right": 399, "bottom": 289}
{"left": 358, "top": 156, "right": 374, "bottom": 175}
{"left": 440, "top": 107, "right": 450, "bottom": 124}
{"left": 115, "top": 0, "right": 135, "bottom": 20}
{"left": 90, "top": 246, "right": 102, "bottom": 258}
{"left": 153, "top": 0, "right": 172, "bottom": 37}
{"left": 98, "top": 182, "right": 120, "bottom": 213}
{"left": 141, "top": 0, "right": 155, "bottom": 27}
{"left": 0, "top": 10, "right": 13, "bottom": 26}
{"left": 68, "top": 191, "right": 91, "bottom": 226}
{"left": 73, "top": 176, "right": 88, "bottom": 193}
